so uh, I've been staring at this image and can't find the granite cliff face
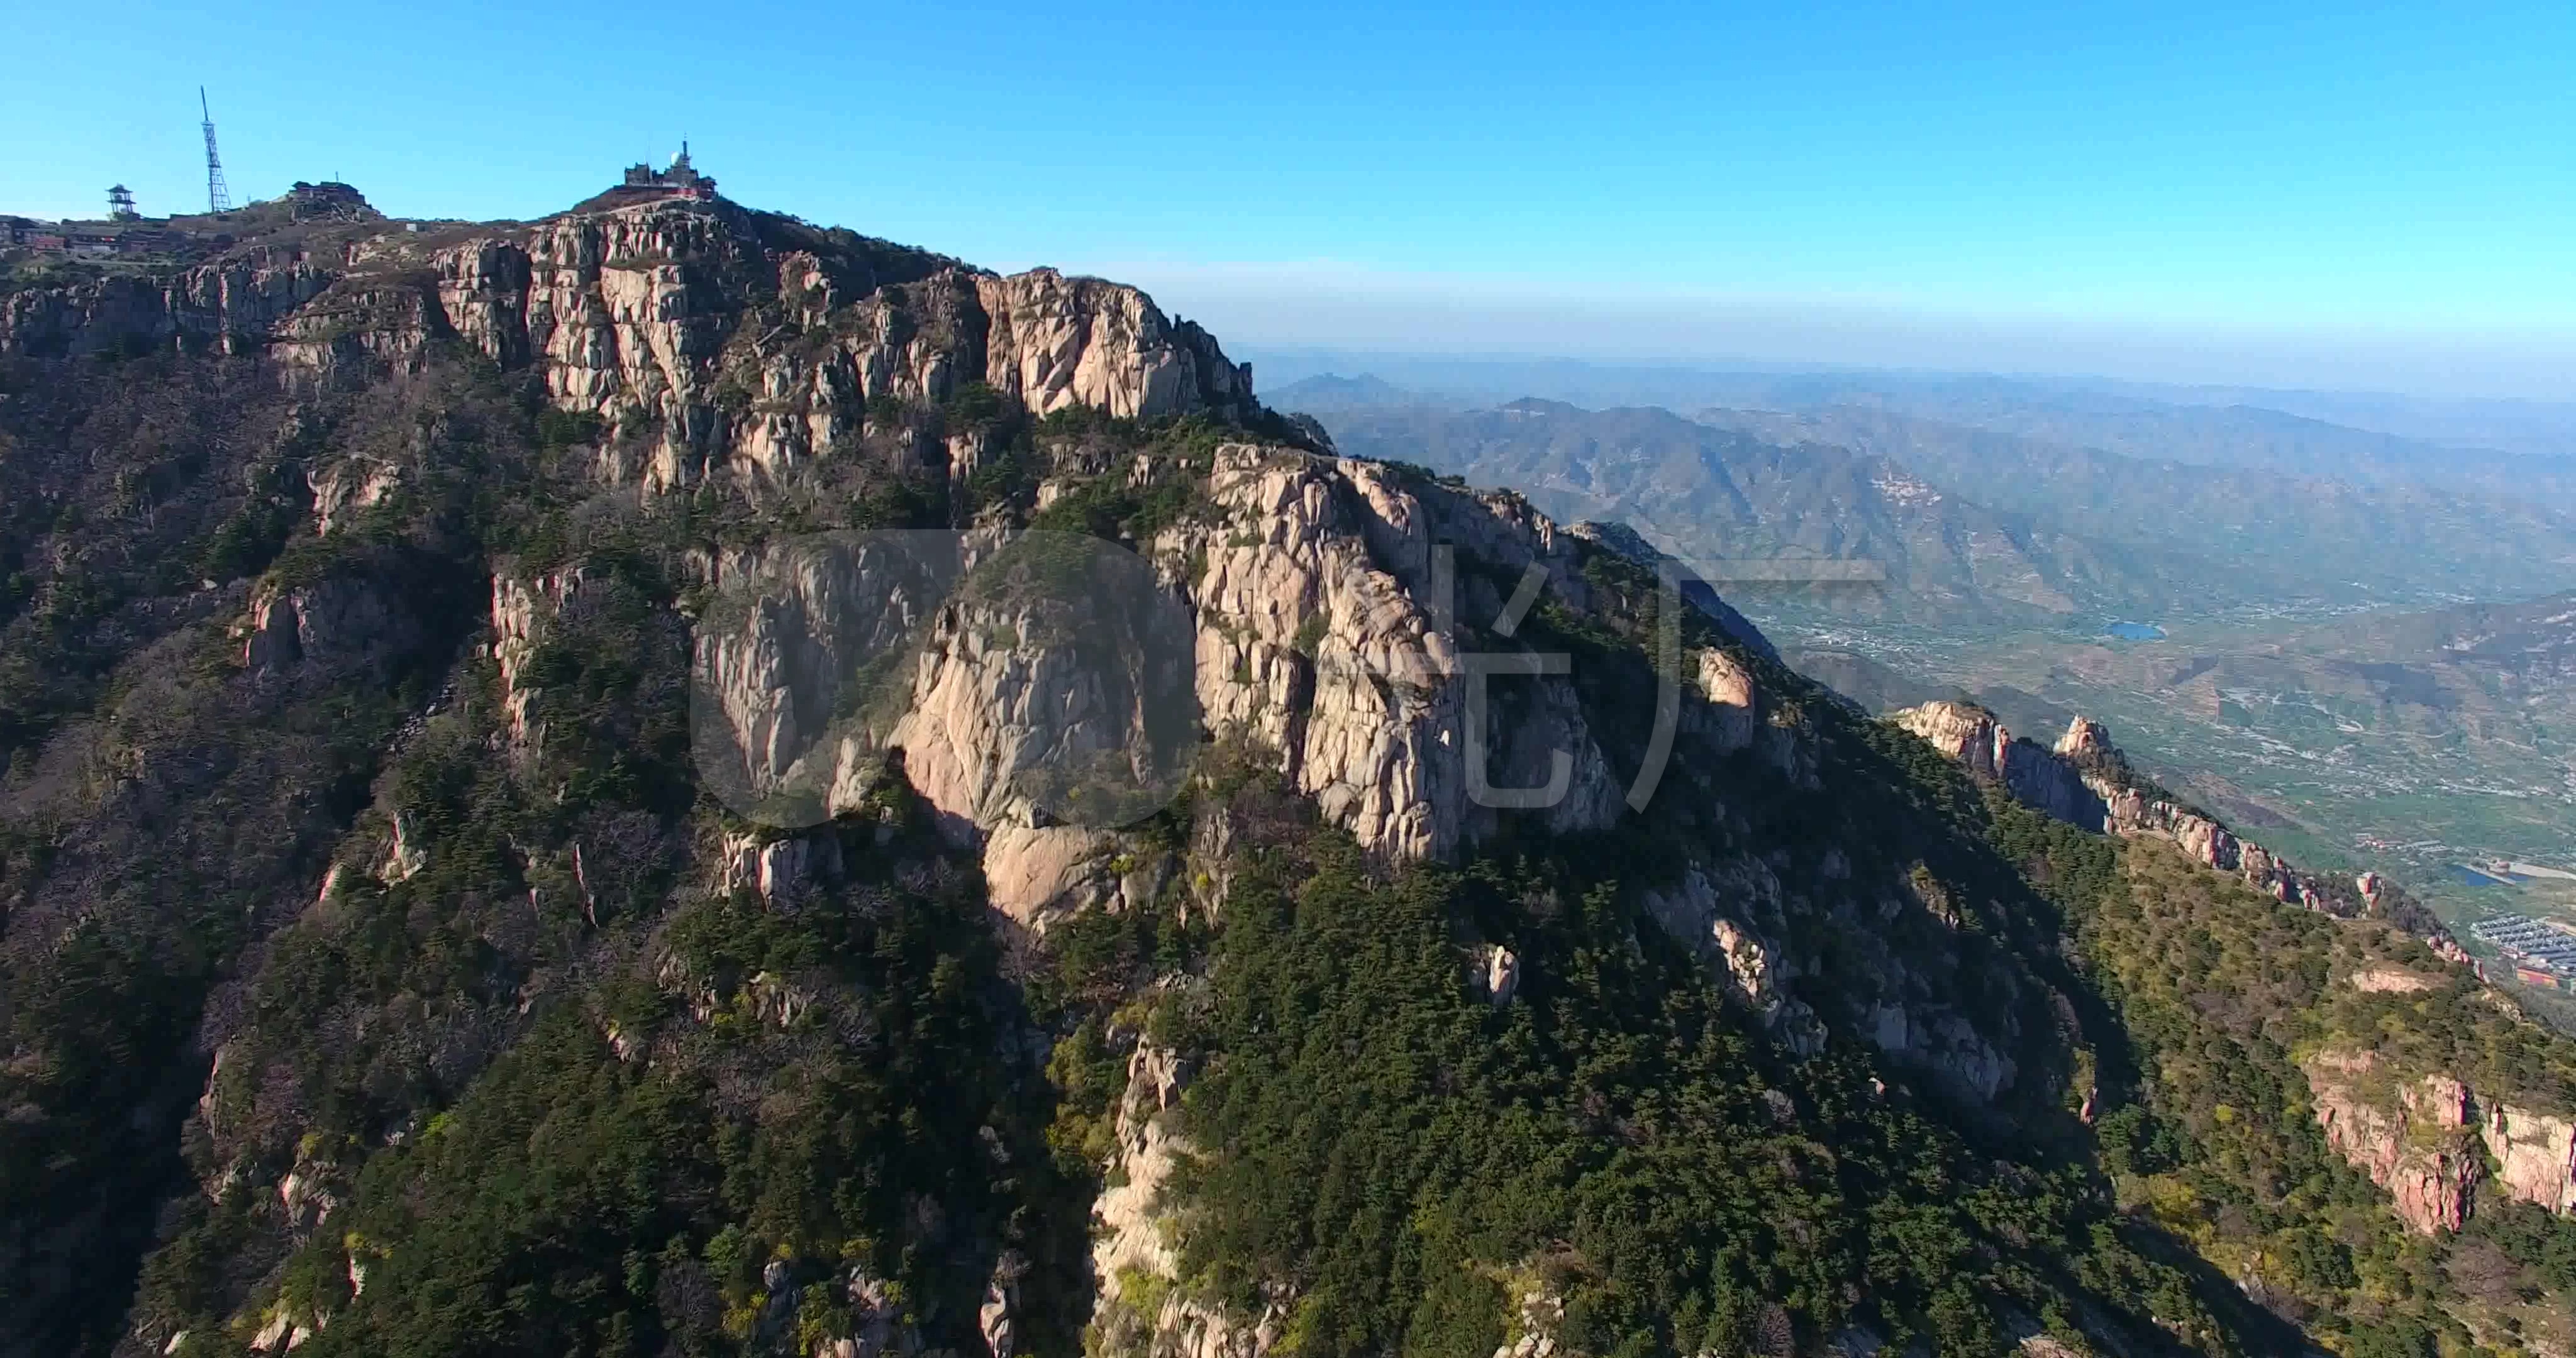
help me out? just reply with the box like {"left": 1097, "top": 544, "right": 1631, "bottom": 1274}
{"left": 672, "top": 436, "right": 2036, "bottom": 1127}
{"left": 2484, "top": 1104, "right": 2576, "bottom": 1216}
{"left": 2295, "top": 1054, "right": 2576, "bottom": 1233}
{"left": 4, "top": 199, "right": 1251, "bottom": 496}
{"left": 2302, "top": 1050, "right": 2482, "bottom": 1235}
{"left": 0, "top": 246, "right": 340, "bottom": 357}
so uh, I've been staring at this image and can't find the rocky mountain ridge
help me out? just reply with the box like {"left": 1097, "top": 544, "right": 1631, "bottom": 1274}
{"left": 1888, "top": 702, "right": 2406, "bottom": 924}
{"left": 4, "top": 197, "right": 1252, "bottom": 495}
{"left": 8, "top": 184, "right": 2576, "bottom": 1357}
{"left": 1890, "top": 698, "right": 2576, "bottom": 1244}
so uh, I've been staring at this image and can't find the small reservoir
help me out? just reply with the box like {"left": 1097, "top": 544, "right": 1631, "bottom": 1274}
{"left": 2104, "top": 621, "right": 2167, "bottom": 641}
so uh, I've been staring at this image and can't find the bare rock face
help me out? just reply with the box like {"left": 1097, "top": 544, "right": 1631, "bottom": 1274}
{"left": 430, "top": 204, "right": 780, "bottom": 488}
{"left": 2348, "top": 965, "right": 2438, "bottom": 995}
{"left": 1638, "top": 864, "right": 1832, "bottom": 1059}
{"left": 240, "top": 576, "right": 409, "bottom": 678}
{"left": 430, "top": 208, "right": 1243, "bottom": 490}
{"left": 2481, "top": 1103, "right": 2576, "bottom": 1215}
{"left": 716, "top": 830, "right": 840, "bottom": 910}
{"left": 1491, "top": 1268, "right": 1568, "bottom": 1358}
{"left": 489, "top": 565, "right": 592, "bottom": 746}
{"left": 1889, "top": 702, "right": 2102, "bottom": 829}
{"left": 1089, "top": 1040, "right": 1284, "bottom": 1358}
{"left": 1892, "top": 700, "right": 2011, "bottom": 780}
{"left": 1180, "top": 449, "right": 1465, "bottom": 859}
{"left": 973, "top": 825, "right": 1111, "bottom": 929}
{"left": 882, "top": 549, "right": 1196, "bottom": 839}
{"left": 0, "top": 246, "right": 339, "bottom": 358}
{"left": 980, "top": 1251, "right": 1027, "bottom": 1358}
{"left": 975, "top": 269, "right": 1250, "bottom": 421}
{"left": 273, "top": 276, "right": 450, "bottom": 384}
{"left": 2302, "top": 1050, "right": 2483, "bottom": 1234}
{"left": 2052, "top": 717, "right": 2114, "bottom": 761}
{"left": 309, "top": 456, "right": 401, "bottom": 536}
{"left": 1895, "top": 704, "right": 2415, "bottom": 921}
{"left": 1474, "top": 943, "right": 1521, "bottom": 1005}
{"left": 1174, "top": 447, "right": 1626, "bottom": 861}
{"left": 1644, "top": 870, "right": 1788, "bottom": 1018}
{"left": 1687, "top": 648, "right": 1811, "bottom": 781}
{"left": 4, "top": 199, "right": 1253, "bottom": 499}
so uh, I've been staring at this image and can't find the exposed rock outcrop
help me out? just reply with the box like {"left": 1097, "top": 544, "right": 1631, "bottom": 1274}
{"left": 1894, "top": 703, "right": 2467, "bottom": 943}
{"left": 1173, "top": 448, "right": 1628, "bottom": 860}
{"left": 240, "top": 576, "right": 411, "bottom": 679}
{"left": 1089, "top": 1039, "right": 1284, "bottom": 1358}
{"left": 716, "top": 829, "right": 840, "bottom": 909}
{"left": 685, "top": 445, "right": 1690, "bottom": 929}
{"left": 1474, "top": 942, "right": 1521, "bottom": 1005}
{"left": 2301, "top": 1050, "right": 2482, "bottom": 1234}
{"left": 489, "top": 564, "right": 592, "bottom": 746}
{"left": 0, "top": 246, "right": 340, "bottom": 358}
{"left": 2481, "top": 1103, "right": 2576, "bottom": 1215}
{"left": 3, "top": 199, "right": 1254, "bottom": 500}
{"left": 1638, "top": 864, "right": 1824, "bottom": 1056}
{"left": 1891, "top": 701, "right": 2103, "bottom": 828}
{"left": 975, "top": 270, "right": 1250, "bottom": 422}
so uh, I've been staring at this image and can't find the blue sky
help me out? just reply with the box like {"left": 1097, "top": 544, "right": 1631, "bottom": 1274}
{"left": 8, "top": 1, "right": 2573, "bottom": 394}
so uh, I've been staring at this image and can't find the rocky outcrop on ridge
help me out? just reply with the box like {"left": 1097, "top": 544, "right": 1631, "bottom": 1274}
{"left": 3, "top": 199, "right": 1253, "bottom": 495}
{"left": 0, "top": 246, "right": 341, "bottom": 358}
{"left": 2301, "top": 1050, "right": 2483, "bottom": 1235}
{"left": 682, "top": 446, "right": 1633, "bottom": 917}
{"left": 1891, "top": 700, "right": 2465, "bottom": 946}
{"left": 2300, "top": 1050, "right": 2576, "bottom": 1231}
{"left": 1888, "top": 700, "right": 2105, "bottom": 829}
{"left": 2483, "top": 1103, "right": 2576, "bottom": 1216}
{"left": 667, "top": 434, "right": 2040, "bottom": 1112}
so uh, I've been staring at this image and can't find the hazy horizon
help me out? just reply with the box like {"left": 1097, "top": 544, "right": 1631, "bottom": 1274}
{"left": 1231, "top": 343, "right": 2576, "bottom": 427}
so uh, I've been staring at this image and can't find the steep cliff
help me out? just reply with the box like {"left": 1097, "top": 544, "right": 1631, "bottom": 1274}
{"left": 2300, "top": 1051, "right": 2482, "bottom": 1235}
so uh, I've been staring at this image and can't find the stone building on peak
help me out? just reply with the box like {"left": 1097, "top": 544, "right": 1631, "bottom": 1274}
{"left": 620, "top": 143, "right": 719, "bottom": 201}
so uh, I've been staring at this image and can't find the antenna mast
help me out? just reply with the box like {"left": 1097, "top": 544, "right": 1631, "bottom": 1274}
{"left": 200, "top": 87, "right": 233, "bottom": 214}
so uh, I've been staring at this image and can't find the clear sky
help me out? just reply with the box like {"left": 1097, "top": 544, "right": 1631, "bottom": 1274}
{"left": 8, "top": 1, "right": 2573, "bottom": 395}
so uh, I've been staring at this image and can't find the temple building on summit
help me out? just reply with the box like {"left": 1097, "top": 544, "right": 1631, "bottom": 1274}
{"left": 619, "top": 143, "right": 719, "bottom": 201}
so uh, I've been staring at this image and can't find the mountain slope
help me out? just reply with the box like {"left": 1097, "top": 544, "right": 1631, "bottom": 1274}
{"left": 3, "top": 188, "right": 2575, "bottom": 1358}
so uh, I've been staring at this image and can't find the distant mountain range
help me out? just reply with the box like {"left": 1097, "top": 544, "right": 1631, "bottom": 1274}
{"left": 1316, "top": 396, "right": 2218, "bottom": 626}
{"left": 1280, "top": 375, "right": 2576, "bottom": 625}
{"left": 1693, "top": 405, "right": 2576, "bottom": 608}
{"left": 1258, "top": 356, "right": 2576, "bottom": 466}
{"left": 1715, "top": 382, "right": 2576, "bottom": 505}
